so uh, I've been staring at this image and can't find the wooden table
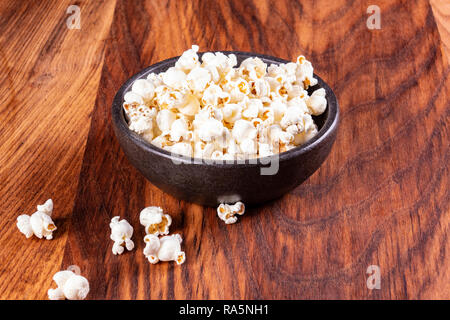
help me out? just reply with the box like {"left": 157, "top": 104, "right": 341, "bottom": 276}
{"left": 0, "top": 0, "right": 448, "bottom": 300}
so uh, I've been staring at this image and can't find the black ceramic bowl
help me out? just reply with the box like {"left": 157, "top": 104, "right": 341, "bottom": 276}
{"left": 112, "top": 52, "right": 339, "bottom": 206}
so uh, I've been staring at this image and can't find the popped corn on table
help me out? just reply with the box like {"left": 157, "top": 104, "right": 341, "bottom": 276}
{"left": 0, "top": 0, "right": 449, "bottom": 299}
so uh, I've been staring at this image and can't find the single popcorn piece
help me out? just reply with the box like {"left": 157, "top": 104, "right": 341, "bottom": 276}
{"left": 124, "top": 91, "right": 144, "bottom": 105}
{"left": 143, "top": 234, "right": 185, "bottom": 265}
{"left": 16, "top": 199, "right": 57, "bottom": 240}
{"left": 307, "top": 88, "right": 327, "bottom": 116}
{"left": 296, "top": 55, "right": 318, "bottom": 88}
{"left": 48, "top": 269, "right": 89, "bottom": 300}
{"left": 131, "top": 79, "right": 155, "bottom": 101}
{"left": 123, "top": 45, "right": 327, "bottom": 159}
{"left": 156, "top": 109, "right": 177, "bottom": 132}
{"left": 175, "top": 45, "right": 200, "bottom": 72}
{"left": 232, "top": 119, "right": 257, "bottom": 143}
{"left": 169, "top": 118, "right": 192, "bottom": 142}
{"left": 140, "top": 206, "right": 172, "bottom": 236}
{"left": 217, "top": 201, "right": 245, "bottom": 224}
{"left": 187, "top": 67, "right": 212, "bottom": 92}
{"left": 109, "top": 216, "right": 135, "bottom": 255}
{"left": 162, "top": 67, "right": 187, "bottom": 90}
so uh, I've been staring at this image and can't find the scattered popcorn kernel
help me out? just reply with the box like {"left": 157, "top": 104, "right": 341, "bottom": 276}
{"left": 143, "top": 234, "right": 185, "bottom": 265}
{"left": 123, "top": 46, "right": 327, "bottom": 159}
{"left": 48, "top": 269, "right": 89, "bottom": 300}
{"left": 17, "top": 199, "right": 57, "bottom": 240}
{"left": 109, "top": 216, "right": 134, "bottom": 255}
{"left": 67, "top": 265, "right": 81, "bottom": 275}
{"left": 140, "top": 206, "right": 172, "bottom": 236}
{"left": 217, "top": 201, "right": 245, "bottom": 224}
{"left": 36, "top": 199, "right": 53, "bottom": 215}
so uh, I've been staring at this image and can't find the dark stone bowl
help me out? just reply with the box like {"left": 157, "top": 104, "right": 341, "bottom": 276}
{"left": 112, "top": 52, "right": 339, "bottom": 207}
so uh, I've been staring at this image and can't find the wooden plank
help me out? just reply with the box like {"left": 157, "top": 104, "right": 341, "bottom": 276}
{"left": 61, "top": 0, "right": 449, "bottom": 299}
{"left": 0, "top": 0, "right": 116, "bottom": 299}
{"left": 0, "top": 0, "right": 448, "bottom": 300}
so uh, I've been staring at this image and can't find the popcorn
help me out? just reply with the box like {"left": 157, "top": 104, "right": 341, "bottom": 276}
{"left": 280, "top": 103, "right": 309, "bottom": 130}
{"left": 17, "top": 199, "right": 57, "bottom": 240}
{"left": 194, "top": 118, "right": 225, "bottom": 142}
{"left": 156, "top": 109, "right": 177, "bottom": 132}
{"left": 307, "top": 88, "right": 327, "bottom": 115}
{"left": 211, "top": 150, "right": 224, "bottom": 160}
{"left": 268, "top": 124, "right": 294, "bottom": 146}
{"left": 151, "top": 131, "right": 173, "bottom": 149}
{"left": 169, "top": 118, "right": 191, "bottom": 142}
{"left": 147, "top": 72, "right": 163, "bottom": 87}
{"left": 242, "top": 99, "right": 263, "bottom": 119}
{"left": 131, "top": 79, "right": 155, "bottom": 101}
{"left": 232, "top": 119, "right": 257, "bottom": 143}
{"left": 124, "top": 91, "right": 144, "bottom": 105}
{"left": 162, "top": 67, "right": 187, "bottom": 90}
{"left": 240, "top": 57, "right": 267, "bottom": 80}
{"left": 270, "top": 99, "right": 287, "bottom": 122}
{"left": 222, "top": 103, "right": 242, "bottom": 123}
{"left": 229, "top": 78, "right": 250, "bottom": 102}
{"left": 175, "top": 45, "right": 200, "bottom": 72}
{"left": 239, "top": 138, "right": 257, "bottom": 157}
{"left": 258, "top": 142, "right": 273, "bottom": 157}
{"left": 293, "top": 114, "right": 319, "bottom": 145}
{"left": 177, "top": 93, "right": 200, "bottom": 116}
{"left": 36, "top": 199, "right": 53, "bottom": 214}
{"left": 194, "top": 141, "right": 215, "bottom": 158}
{"left": 48, "top": 269, "right": 89, "bottom": 300}
{"left": 109, "top": 216, "right": 134, "bottom": 255}
{"left": 202, "top": 52, "right": 237, "bottom": 74}
{"left": 202, "top": 84, "right": 225, "bottom": 106}
{"left": 217, "top": 201, "right": 245, "bottom": 224}
{"left": 168, "top": 142, "right": 193, "bottom": 158}
{"left": 250, "top": 79, "right": 270, "bottom": 98}
{"left": 123, "top": 46, "right": 327, "bottom": 159}
{"left": 187, "top": 67, "right": 211, "bottom": 92}
{"left": 123, "top": 103, "right": 156, "bottom": 139}
{"left": 140, "top": 206, "right": 172, "bottom": 236}
{"left": 296, "top": 55, "right": 318, "bottom": 88}
{"left": 143, "top": 234, "right": 185, "bottom": 265}
{"left": 204, "top": 64, "right": 221, "bottom": 83}
{"left": 260, "top": 107, "right": 275, "bottom": 126}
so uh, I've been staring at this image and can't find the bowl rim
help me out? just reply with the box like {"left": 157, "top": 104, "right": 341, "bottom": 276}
{"left": 112, "top": 51, "right": 339, "bottom": 167}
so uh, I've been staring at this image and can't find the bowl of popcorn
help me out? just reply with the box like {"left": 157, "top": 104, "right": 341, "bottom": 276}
{"left": 112, "top": 46, "right": 339, "bottom": 206}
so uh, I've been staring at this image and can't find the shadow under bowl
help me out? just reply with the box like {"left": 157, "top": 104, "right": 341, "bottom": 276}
{"left": 112, "top": 52, "right": 339, "bottom": 207}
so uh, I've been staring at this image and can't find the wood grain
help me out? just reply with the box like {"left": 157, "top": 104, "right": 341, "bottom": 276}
{"left": 431, "top": 0, "right": 450, "bottom": 63}
{"left": 0, "top": 0, "right": 448, "bottom": 299}
{"left": 0, "top": 0, "right": 116, "bottom": 299}
{"left": 61, "top": 0, "right": 449, "bottom": 299}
